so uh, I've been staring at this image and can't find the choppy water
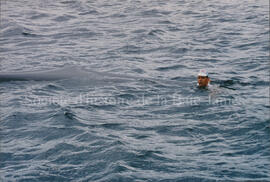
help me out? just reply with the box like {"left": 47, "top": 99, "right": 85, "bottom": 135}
{"left": 0, "top": 0, "right": 269, "bottom": 181}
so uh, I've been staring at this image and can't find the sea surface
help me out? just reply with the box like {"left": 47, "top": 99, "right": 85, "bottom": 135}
{"left": 0, "top": 0, "right": 269, "bottom": 181}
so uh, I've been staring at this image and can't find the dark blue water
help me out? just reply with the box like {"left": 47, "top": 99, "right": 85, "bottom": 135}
{"left": 0, "top": 0, "right": 269, "bottom": 181}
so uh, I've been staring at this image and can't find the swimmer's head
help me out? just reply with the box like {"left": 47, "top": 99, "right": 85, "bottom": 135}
{"left": 197, "top": 69, "right": 210, "bottom": 87}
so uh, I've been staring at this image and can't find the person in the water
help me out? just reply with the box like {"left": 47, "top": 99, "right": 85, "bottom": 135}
{"left": 197, "top": 69, "right": 210, "bottom": 88}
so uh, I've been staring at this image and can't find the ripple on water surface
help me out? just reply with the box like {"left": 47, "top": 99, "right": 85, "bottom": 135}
{"left": 0, "top": 0, "right": 269, "bottom": 181}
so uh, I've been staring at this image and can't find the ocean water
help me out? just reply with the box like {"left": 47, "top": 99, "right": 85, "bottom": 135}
{"left": 0, "top": 0, "right": 269, "bottom": 181}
